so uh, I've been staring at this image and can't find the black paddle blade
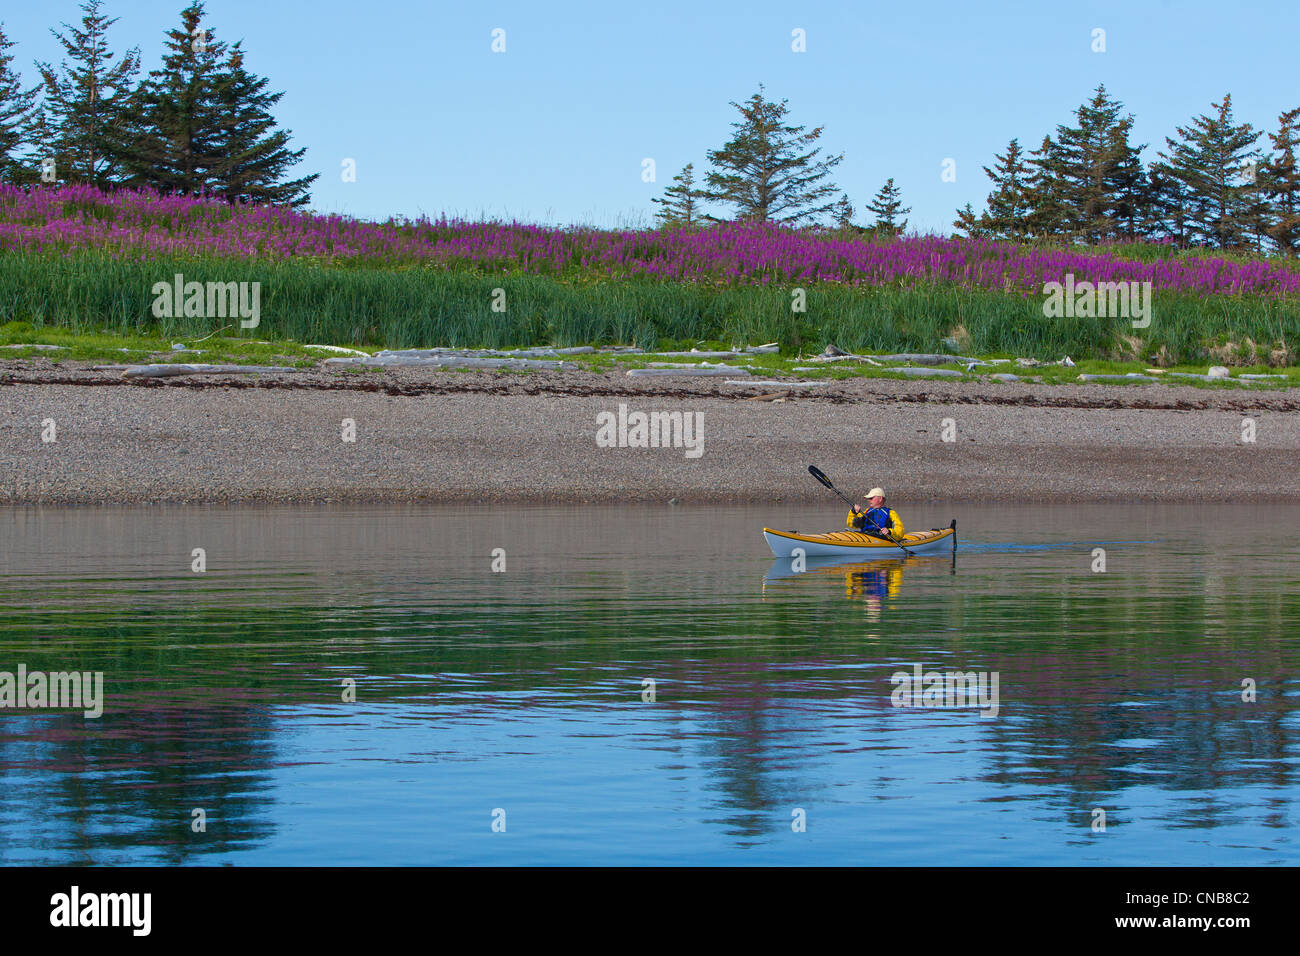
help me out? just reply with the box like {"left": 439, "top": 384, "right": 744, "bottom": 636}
{"left": 807, "top": 465, "right": 834, "bottom": 489}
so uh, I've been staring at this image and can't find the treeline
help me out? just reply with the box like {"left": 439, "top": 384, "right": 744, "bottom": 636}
{"left": 955, "top": 85, "right": 1300, "bottom": 255}
{"left": 0, "top": 0, "right": 316, "bottom": 205}
{"left": 652, "top": 83, "right": 1300, "bottom": 256}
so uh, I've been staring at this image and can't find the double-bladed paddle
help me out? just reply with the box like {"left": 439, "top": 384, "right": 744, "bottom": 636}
{"left": 807, "top": 465, "right": 915, "bottom": 556}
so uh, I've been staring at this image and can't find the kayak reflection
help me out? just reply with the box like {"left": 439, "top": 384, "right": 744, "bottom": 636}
{"left": 763, "top": 552, "right": 955, "bottom": 617}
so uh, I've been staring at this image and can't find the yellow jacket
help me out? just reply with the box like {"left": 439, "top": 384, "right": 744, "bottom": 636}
{"left": 844, "top": 562, "right": 904, "bottom": 599}
{"left": 847, "top": 508, "right": 905, "bottom": 540}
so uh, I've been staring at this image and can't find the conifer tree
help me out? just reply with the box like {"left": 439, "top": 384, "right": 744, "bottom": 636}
{"left": 35, "top": 0, "right": 141, "bottom": 187}
{"left": 980, "top": 138, "right": 1032, "bottom": 239}
{"left": 1107, "top": 123, "right": 1149, "bottom": 240}
{"left": 1262, "top": 107, "right": 1300, "bottom": 255}
{"left": 0, "top": 23, "right": 40, "bottom": 183}
{"left": 865, "top": 178, "right": 909, "bottom": 235}
{"left": 1022, "top": 135, "right": 1068, "bottom": 239}
{"left": 706, "top": 84, "right": 843, "bottom": 224}
{"left": 832, "top": 193, "right": 854, "bottom": 229}
{"left": 111, "top": 2, "right": 229, "bottom": 195}
{"left": 209, "top": 42, "right": 316, "bottom": 205}
{"left": 1144, "top": 163, "right": 1191, "bottom": 245}
{"left": 20, "top": 110, "right": 59, "bottom": 186}
{"left": 651, "top": 162, "right": 705, "bottom": 226}
{"left": 1238, "top": 156, "right": 1273, "bottom": 253}
{"left": 1048, "top": 85, "right": 1146, "bottom": 242}
{"left": 952, "top": 202, "right": 983, "bottom": 237}
{"left": 1157, "top": 94, "right": 1262, "bottom": 248}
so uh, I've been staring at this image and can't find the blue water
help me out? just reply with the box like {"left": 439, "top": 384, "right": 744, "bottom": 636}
{"left": 0, "top": 502, "right": 1296, "bottom": 864}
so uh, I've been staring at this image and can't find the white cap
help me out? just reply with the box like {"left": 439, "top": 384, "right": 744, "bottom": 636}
{"left": 867, "top": 487, "right": 885, "bottom": 499}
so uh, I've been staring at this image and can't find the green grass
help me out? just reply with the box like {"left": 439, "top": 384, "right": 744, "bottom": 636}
{"left": 0, "top": 320, "right": 323, "bottom": 366}
{"left": 4, "top": 318, "right": 1299, "bottom": 389}
{"left": 2, "top": 248, "right": 1298, "bottom": 367}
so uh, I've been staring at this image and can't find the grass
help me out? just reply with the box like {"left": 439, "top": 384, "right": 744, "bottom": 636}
{"left": 2, "top": 248, "right": 1299, "bottom": 366}
{"left": 4, "top": 319, "right": 1298, "bottom": 389}
{"left": 0, "top": 321, "right": 322, "bottom": 367}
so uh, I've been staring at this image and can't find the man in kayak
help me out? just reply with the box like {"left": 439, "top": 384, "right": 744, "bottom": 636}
{"left": 848, "top": 488, "right": 905, "bottom": 541}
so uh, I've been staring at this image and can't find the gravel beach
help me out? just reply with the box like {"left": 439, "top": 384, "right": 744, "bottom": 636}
{"left": 2, "top": 362, "right": 1298, "bottom": 504}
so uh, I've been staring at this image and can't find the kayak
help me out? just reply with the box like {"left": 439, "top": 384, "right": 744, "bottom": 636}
{"left": 763, "top": 521, "right": 956, "bottom": 558}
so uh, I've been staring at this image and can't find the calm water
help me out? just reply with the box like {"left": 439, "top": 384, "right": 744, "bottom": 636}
{"left": 0, "top": 502, "right": 1296, "bottom": 865}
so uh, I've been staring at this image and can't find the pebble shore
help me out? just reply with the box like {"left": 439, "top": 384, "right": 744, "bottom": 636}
{"left": 3, "top": 362, "right": 1298, "bottom": 504}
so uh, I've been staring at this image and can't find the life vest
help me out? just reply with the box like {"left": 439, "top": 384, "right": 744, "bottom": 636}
{"left": 848, "top": 506, "right": 896, "bottom": 534}
{"left": 862, "top": 506, "right": 893, "bottom": 534}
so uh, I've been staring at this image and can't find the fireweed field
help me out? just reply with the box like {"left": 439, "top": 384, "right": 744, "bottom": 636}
{"left": 2, "top": 185, "right": 1299, "bottom": 364}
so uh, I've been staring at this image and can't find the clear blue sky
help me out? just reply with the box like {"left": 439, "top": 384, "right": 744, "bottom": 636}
{"left": 6, "top": 0, "right": 1299, "bottom": 232}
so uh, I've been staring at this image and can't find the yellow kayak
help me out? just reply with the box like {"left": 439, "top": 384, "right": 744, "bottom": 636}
{"left": 763, "top": 522, "right": 956, "bottom": 558}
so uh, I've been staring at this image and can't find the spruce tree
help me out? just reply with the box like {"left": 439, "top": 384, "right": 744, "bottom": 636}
{"left": 1157, "top": 94, "right": 1262, "bottom": 248}
{"left": 1262, "top": 107, "right": 1300, "bottom": 255}
{"left": 1239, "top": 156, "right": 1273, "bottom": 253}
{"left": 112, "top": 2, "right": 230, "bottom": 195}
{"left": 1144, "top": 163, "right": 1191, "bottom": 245}
{"left": 1048, "top": 85, "right": 1146, "bottom": 242}
{"left": 0, "top": 23, "right": 40, "bottom": 184}
{"left": 651, "top": 162, "right": 705, "bottom": 226}
{"left": 1107, "top": 123, "right": 1149, "bottom": 240}
{"left": 832, "top": 193, "right": 854, "bottom": 229}
{"left": 1022, "top": 135, "right": 1068, "bottom": 239}
{"left": 952, "top": 202, "right": 984, "bottom": 237}
{"left": 865, "top": 178, "right": 909, "bottom": 235}
{"left": 981, "top": 138, "right": 1032, "bottom": 239}
{"left": 209, "top": 42, "right": 316, "bottom": 205}
{"left": 705, "top": 85, "right": 843, "bottom": 224}
{"left": 34, "top": 0, "right": 141, "bottom": 187}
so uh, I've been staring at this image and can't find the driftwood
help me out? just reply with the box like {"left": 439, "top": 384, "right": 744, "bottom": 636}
{"left": 722, "top": 379, "right": 828, "bottom": 387}
{"left": 650, "top": 350, "right": 738, "bottom": 359}
{"left": 894, "top": 367, "right": 965, "bottom": 378}
{"left": 324, "top": 355, "right": 571, "bottom": 369}
{"left": 302, "top": 344, "right": 371, "bottom": 356}
{"left": 803, "top": 353, "right": 883, "bottom": 366}
{"left": 373, "top": 346, "right": 593, "bottom": 359}
{"left": 121, "top": 364, "right": 298, "bottom": 379}
{"left": 1078, "top": 373, "right": 1155, "bottom": 383}
{"left": 874, "top": 353, "right": 967, "bottom": 365}
{"left": 627, "top": 366, "right": 749, "bottom": 377}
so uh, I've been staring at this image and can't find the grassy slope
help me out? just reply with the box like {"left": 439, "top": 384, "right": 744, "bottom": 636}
{"left": 2, "top": 248, "right": 1298, "bottom": 366}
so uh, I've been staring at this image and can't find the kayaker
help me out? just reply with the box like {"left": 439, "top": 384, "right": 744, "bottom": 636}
{"left": 845, "top": 561, "right": 904, "bottom": 600}
{"left": 848, "top": 488, "right": 905, "bottom": 541}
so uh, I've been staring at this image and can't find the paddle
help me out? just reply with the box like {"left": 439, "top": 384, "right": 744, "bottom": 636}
{"left": 807, "top": 465, "right": 915, "bottom": 556}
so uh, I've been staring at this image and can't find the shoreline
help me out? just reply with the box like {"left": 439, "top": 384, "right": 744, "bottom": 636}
{"left": 3, "top": 363, "right": 1298, "bottom": 504}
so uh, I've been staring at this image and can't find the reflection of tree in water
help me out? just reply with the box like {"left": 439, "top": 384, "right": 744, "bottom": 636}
{"left": 692, "top": 679, "right": 820, "bottom": 845}
{"left": 3, "top": 529, "right": 1295, "bottom": 859}
{"left": 690, "top": 561, "right": 1299, "bottom": 846}
{"left": 0, "top": 699, "right": 278, "bottom": 864}
{"left": 684, "top": 661, "right": 894, "bottom": 847}
{"left": 690, "top": 557, "right": 919, "bottom": 842}
{"left": 0, "top": 603, "right": 340, "bottom": 865}
{"left": 975, "top": 642, "right": 1298, "bottom": 837}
